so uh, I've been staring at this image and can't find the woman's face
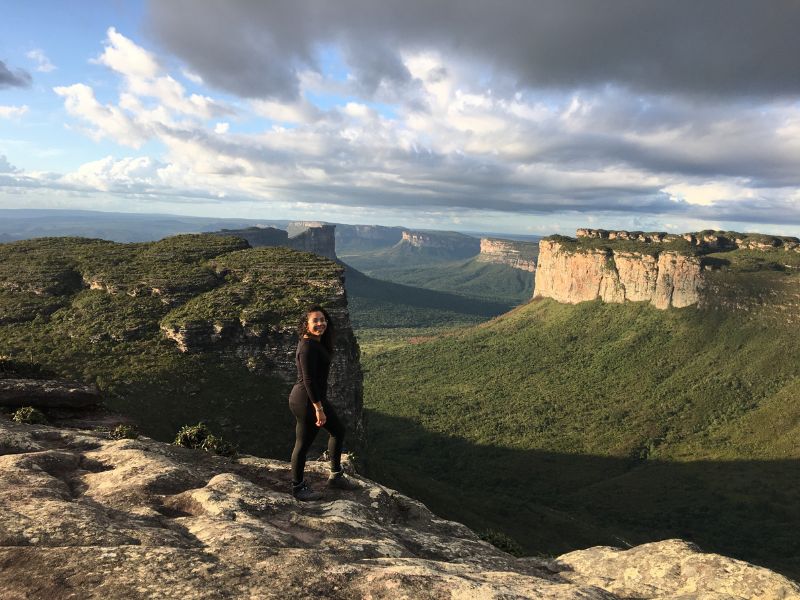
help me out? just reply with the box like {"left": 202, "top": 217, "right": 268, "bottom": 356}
{"left": 306, "top": 311, "right": 327, "bottom": 337}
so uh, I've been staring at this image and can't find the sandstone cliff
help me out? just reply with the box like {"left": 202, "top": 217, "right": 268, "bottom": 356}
{"left": 477, "top": 237, "right": 538, "bottom": 272}
{"left": 287, "top": 221, "right": 338, "bottom": 260}
{"left": 534, "top": 238, "right": 703, "bottom": 309}
{"left": 1, "top": 416, "right": 797, "bottom": 599}
{"left": 534, "top": 229, "right": 800, "bottom": 312}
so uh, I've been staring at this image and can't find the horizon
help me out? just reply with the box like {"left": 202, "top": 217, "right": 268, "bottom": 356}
{"left": 2, "top": 1, "right": 800, "bottom": 236}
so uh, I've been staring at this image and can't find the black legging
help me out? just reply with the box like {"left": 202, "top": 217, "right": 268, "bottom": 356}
{"left": 289, "top": 385, "right": 346, "bottom": 484}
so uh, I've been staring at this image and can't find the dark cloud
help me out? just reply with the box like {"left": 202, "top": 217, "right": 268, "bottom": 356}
{"left": 145, "top": 0, "right": 800, "bottom": 100}
{"left": 0, "top": 60, "right": 32, "bottom": 88}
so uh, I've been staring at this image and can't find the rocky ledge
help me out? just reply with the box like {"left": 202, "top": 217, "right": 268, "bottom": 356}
{"left": 1, "top": 418, "right": 797, "bottom": 599}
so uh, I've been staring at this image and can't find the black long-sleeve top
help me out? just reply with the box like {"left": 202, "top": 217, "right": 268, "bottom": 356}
{"left": 294, "top": 337, "right": 332, "bottom": 405}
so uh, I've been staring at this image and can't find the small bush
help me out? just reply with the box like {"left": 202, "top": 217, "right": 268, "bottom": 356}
{"left": 480, "top": 529, "right": 524, "bottom": 556}
{"left": 109, "top": 424, "right": 139, "bottom": 440}
{"left": 11, "top": 406, "right": 47, "bottom": 425}
{"left": 174, "top": 422, "right": 236, "bottom": 457}
{"left": 200, "top": 433, "right": 237, "bottom": 457}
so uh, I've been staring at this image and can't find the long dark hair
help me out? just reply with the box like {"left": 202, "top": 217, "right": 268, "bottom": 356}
{"left": 296, "top": 304, "right": 335, "bottom": 354}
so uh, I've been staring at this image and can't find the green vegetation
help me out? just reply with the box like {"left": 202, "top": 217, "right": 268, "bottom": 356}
{"left": 480, "top": 529, "right": 525, "bottom": 556}
{"left": 12, "top": 406, "right": 47, "bottom": 424}
{"left": 0, "top": 235, "right": 341, "bottom": 458}
{"left": 363, "top": 298, "right": 800, "bottom": 578}
{"left": 109, "top": 424, "right": 139, "bottom": 440}
{"left": 357, "top": 256, "right": 534, "bottom": 305}
{"left": 547, "top": 230, "right": 800, "bottom": 270}
{"left": 344, "top": 264, "right": 512, "bottom": 331}
{"left": 174, "top": 422, "right": 237, "bottom": 457}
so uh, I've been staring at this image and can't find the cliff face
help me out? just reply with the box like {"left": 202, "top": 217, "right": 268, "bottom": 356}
{"left": 534, "top": 239, "right": 703, "bottom": 309}
{"left": 287, "top": 222, "right": 337, "bottom": 260}
{"left": 2, "top": 417, "right": 797, "bottom": 599}
{"left": 477, "top": 237, "right": 538, "bottom": 272}
{"left": 535, "top": 229, "right": 800, "bottom": 312}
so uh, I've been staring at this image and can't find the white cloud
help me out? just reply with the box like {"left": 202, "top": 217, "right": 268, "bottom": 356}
{"left": 54, "top": 83, "right": 149, "bottom": 147}
{"left": 94, "top": 27, "right": 230, "bottom": 120}
{"left": 0, "top": 105, "right": 29, "bottom": 119}
{"left": 26, "top": 49, "right": 56, "bottom": 73}
{"left": 214, "top": 122, "right": 229, "bottom": 134}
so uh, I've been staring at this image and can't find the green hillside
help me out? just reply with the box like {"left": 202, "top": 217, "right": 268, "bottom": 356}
{"left": 362, "top": 297, "right": 800, "bottom": 578}
{"left": 343, "top": 263, "right": 511, "bottom": 335}
{"left": 357, "top": 256, "right": 534, "bottom": 305}
{"left": 0, "top": 235, "right": 343, "bottom": 457}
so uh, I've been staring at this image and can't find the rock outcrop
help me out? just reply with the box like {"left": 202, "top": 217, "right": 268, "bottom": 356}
{"left": 477, "top": 238, "right": 538, "bottom": 272}
{"left": 0, "top": 236, "right": 364, "bottom": 454}
{"left": 1, "top": 417, "right": 797, "bottom": 599}
{"left": 534, "top": 239, "right": 703, "bottom": 309}
{"left": 0, "top": 378, "right": 101, "bottom": 408}
{"left": 287, "top": 221, "right": 337, "bottom": 260}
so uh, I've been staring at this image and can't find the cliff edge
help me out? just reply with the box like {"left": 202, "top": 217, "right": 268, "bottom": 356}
{"left": 1, "top": 417, "right": 797, "bottom": 599}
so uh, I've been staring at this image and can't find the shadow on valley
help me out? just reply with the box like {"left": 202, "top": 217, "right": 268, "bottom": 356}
{"left": 343, "top": 263, "right": 513, "bottom": 322}
{"left": 363, "top": 410, "right": 800, "bottom": 581}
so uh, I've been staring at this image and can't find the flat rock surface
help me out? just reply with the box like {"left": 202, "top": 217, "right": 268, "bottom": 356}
{"left": 0, "top": 417, "right": 797, "bottom": 599}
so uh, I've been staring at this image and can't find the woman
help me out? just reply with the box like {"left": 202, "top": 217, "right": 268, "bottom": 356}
{"left": 289, "top": 304, "right": 357, "bottom": 500}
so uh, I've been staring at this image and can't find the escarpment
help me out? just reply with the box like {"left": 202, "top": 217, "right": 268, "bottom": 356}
{"left": 399, "top": 229, "right": 481, "bottom": 256}
{"left": 477, "top": 237, "right": 538, "bottom": 272}
{"left": 1, "top": 417, "right": 797, "bottom": 599}
{"left": 534, "top": 229, "right": 800, "bottom": 314}
{"left": 209, "top": 222, "right": 338, "bottom": 260}
{"left": 0, "top": 235, "right": 363, "bottom": 453}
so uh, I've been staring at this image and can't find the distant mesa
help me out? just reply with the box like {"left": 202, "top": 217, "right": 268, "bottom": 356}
{"left": 534, "top": 228, "right": 800, "bottom": 317}
{"left": 397, "top": 229, "right": 481, "bottom": 258}
{"left": 210, "top": 221, "right": 337, "bottom": 260}
{"left": 477, "top": 237, "right": 538, "bottom": 273}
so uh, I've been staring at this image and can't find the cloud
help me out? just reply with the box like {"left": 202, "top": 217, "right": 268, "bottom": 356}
{"left": 0, "top": 155, "right": 19, "bottom": 173}
{"left": 145, "top": 0, "right": 800, "bottom": 101}
{"left": 0, "top": 105, "right": 29, "bottom": 119}
{"left": 42, "top": 25, "right": 800, "bottom": 232}
{"left": 26, "top": 49, "right": 56, "bottom": 73}
{"left": 54, "top": 83, "right": 149, "bottom": 147}
{"left": 0, "top": 60, "right": 32, "bottom": 88}
{"left": 95, "top": 28, "right": 231, "bottom": 120}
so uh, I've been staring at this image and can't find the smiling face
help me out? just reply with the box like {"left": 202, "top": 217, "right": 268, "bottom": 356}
{"left": 306, "top": 310, "right": 327, "bottom": 338}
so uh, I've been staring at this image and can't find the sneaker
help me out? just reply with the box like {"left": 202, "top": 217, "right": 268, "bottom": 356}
{"left": 326, "top": 470, "right": 359, "bottom": 490}
{"left": 292, "top": 480, "right": 322, "bottom": 501}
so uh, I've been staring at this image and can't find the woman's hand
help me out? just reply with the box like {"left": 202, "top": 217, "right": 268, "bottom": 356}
{"left": 315, "top": 405, "right": 327, "bottom": 427}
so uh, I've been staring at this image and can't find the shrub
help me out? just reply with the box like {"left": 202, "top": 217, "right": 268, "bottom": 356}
{"left": 200, "top": 433, "right": 237, "bottom": 457}
{"left": 109, "top": 424, "right": 139, "bottom": 440}
{"left": 174, "top": 422, "right": 212, "bottom": 448}
{"left": 11, "top": 406, "right": 47, "bottom": 425}
{"left": 174, "top": 422, "right": 236, "bottom": 457}
{"left": 480, "top": 529, "right": 524, "bottom": 556}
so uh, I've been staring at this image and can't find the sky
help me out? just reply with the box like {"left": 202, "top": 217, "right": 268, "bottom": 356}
{"left": 2, "top": 0, "right": 800, "bottom": 236}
